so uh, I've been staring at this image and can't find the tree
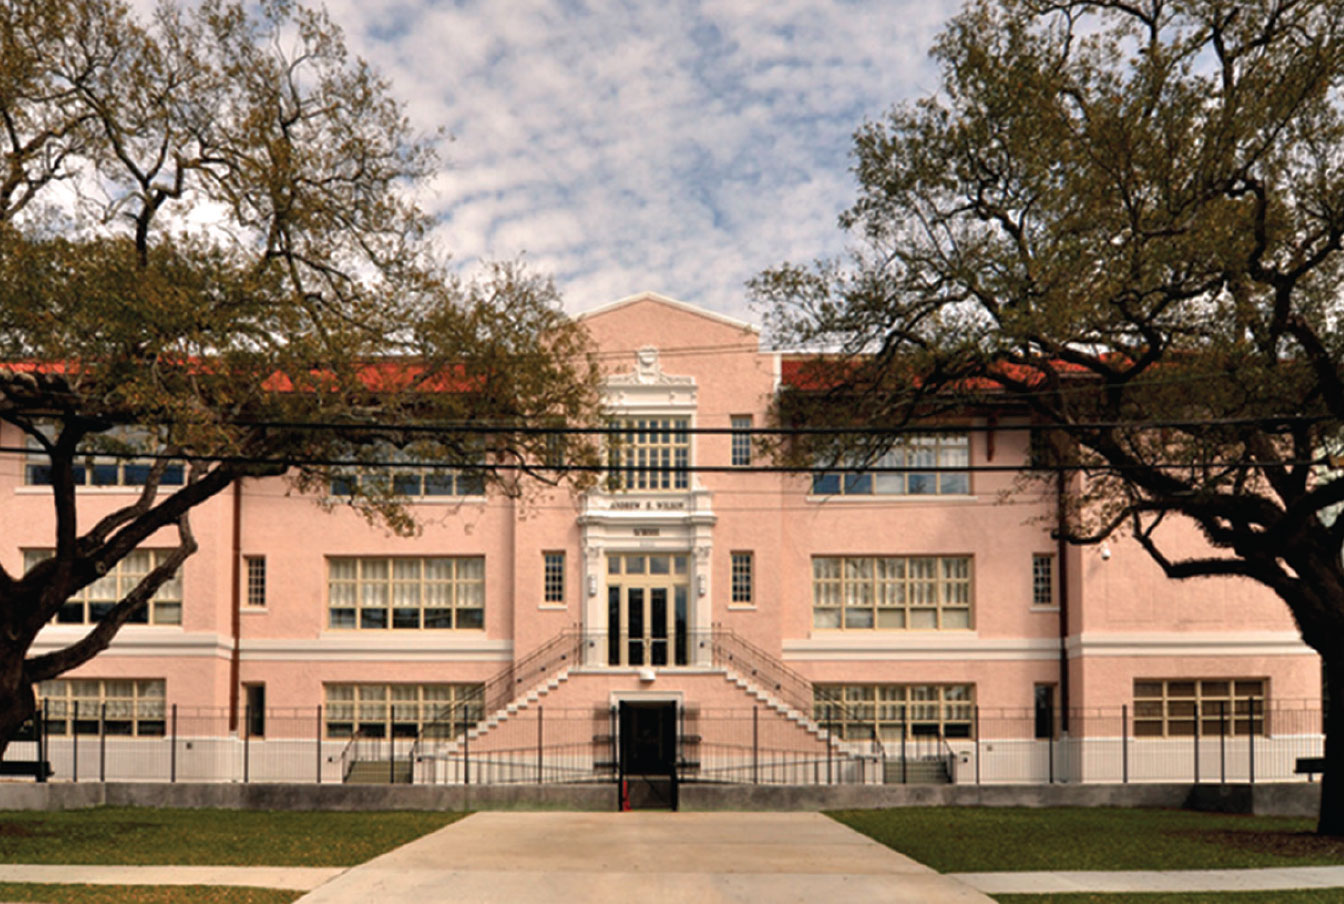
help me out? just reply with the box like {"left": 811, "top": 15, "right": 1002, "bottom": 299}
{"left": 0, "top": 0, "right": 599, "bottom": 752}
{"left": 753, "top": 0, "right": 1344, "bottom": 832}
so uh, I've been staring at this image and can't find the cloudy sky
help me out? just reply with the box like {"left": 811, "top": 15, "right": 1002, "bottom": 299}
{"left": 312, "top": 0, "right": 960, "bottom": 324}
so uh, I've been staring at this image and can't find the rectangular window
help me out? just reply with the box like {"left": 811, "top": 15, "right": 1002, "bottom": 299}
{"left": 324, "top": 683, "right": 484, "bottom": 739}
{"left": 812, "top": 555, "right": 971, "bottom": 630}
{"left": 811, "top": 433, "right": 969, "bottom": 496}
{"left": 1032, "top": 554, "right": 1055, "bottom": 607}
{"left": 814, "top": 684, "right": 974, "bottom": 740}
{"left": 731, "top": 415, "right": 752, "bottom": 466}
{"left": 331, "top": 468, "right": 485, "bottom": 497}
{"left": 23, "top": 423, "right": 185, "bottom": 487}
{"left": 245, "top": 556, "right": 266, "bottom": 608}
{"left": 1133, "top": 678, "right": 1267, "bottom": 737}
{"left": 327, "top": 556, "right": 485, "bottom": 630}
{"left": 38, "top": 679, "right": 166, "bottom": 737}
{"left": 24, "top": 549, "right": 182, "bottom": 625}
{"left": 543, "top": 552, "right": 565, "bottom": 604}
{"left": 607, "top": 417, "right": 689, "bottom": 491}
{"left": 731, "top": 552, "right": 753, "bottom": 605}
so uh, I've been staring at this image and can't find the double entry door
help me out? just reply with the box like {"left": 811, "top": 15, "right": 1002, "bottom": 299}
{"left": 607, "top": 553, "right": 689, "bottom": 667}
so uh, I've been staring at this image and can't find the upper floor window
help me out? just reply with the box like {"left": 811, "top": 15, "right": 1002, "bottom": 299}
{"left": 811, "top": 433, "right": 969, "bottom": 496}
{"left": 731, "top": 416, "right": 752, "bottom": 466}
{"left": 607, "top": 417, "right": 689, "bottom": 491}
{"left": 24, "top": 424, "right": 184, "bottom": 487}
{"left": 731, "top": 551, "right": 753, "bottom": 605}
{"left": 1032, "top": 554, "right": 1055, "bottom": 607}
{"left": 543, "top": 552, "right": 565, "bottom": 604}
{"left": 245, "top": 556, "right": 267, "bottom": 608}
{"left": 24, "top": 549, "right": 182, "bottom": 625}
{"left": 327, "top": 556, "right": 484, "bottom": 630}
{"left": 330, "top": 468, "right": 485, "bottom": 497}
{"left": 812, "top": 555, "right": 972, "bottom": 630}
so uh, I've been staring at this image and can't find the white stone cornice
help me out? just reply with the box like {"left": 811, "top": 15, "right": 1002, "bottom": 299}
{"left": 1066, "top": 631, "right": 1315, "bottom": 658}
{"left": 31, "top": 627, "right": 230, "bottom": 659}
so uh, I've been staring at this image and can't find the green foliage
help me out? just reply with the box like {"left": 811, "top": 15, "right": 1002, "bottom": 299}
{"left": 996, "top": 894, "right": 1344, "bottom": 904}
{"left": 0, "top": 885, "right": 299, "bottom": 904}
{"left": 0, "top": 807, "right": 463, "bottom": 866}
{"left": 0, "top": 0, "right": 600, "bottom": 697}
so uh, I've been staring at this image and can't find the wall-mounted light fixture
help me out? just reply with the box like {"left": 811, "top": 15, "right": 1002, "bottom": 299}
{"left": 587, "top": 574, "right": 597, "bottom": 596}
{"left": 696, "top": 574, "right": 707, "bottom": 597}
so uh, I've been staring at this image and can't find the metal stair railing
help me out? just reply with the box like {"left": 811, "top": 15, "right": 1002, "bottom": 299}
{"left": 412, "top": 624, "right": 585, "bottom": 764}
{"left": 708, "top": 624, "right": 815, "bottom": 718}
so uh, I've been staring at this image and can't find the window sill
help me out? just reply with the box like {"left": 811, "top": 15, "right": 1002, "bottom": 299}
{"left": 16, "top": 485, "right": 161, "bottom": 495}
{"left": 242, "top": 607, "right": 269, "bottom": 614}
{"left": 1030, "top": 606, "right": 1061, "bottom": 613}
{"left": 804, "top": 494, "right": 980, "bottom": 504}
{"left": 726, "top": 604, "right": 757, "bottom": 611}
{"left": 537, "top": 604, "right": 568, "bottom": 611}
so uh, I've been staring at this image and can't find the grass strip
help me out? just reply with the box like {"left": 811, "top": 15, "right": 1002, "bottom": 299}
{"left": 0, "top": 807, "right": 464, "bottom": 866}
{"left": 828, "top": 807, "right": 1344, "bottom": 872}
{"left": 995, "top": 893, "right": 1344, "bottom": 904}
{"left": 0, "top": 884, "right": 301, "bottom": 903}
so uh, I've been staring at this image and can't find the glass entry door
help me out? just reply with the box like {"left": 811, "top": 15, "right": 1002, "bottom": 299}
{"left": 607, "top": 554, "right": 689, "bottom": 666}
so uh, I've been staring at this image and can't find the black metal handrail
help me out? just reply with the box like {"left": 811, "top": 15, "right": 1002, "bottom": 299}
{"left": 708, "top": 624, "right": 815, "bottom": 717}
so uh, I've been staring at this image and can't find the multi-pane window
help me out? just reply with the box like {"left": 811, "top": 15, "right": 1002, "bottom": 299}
{"left": 812, "top": 556, "right": 971, "bottom": 630}
{"left": 543, "top": 552, "right": 565, "bottom": 604}
{"left": 607, "top": 418, "right": 689, "bottom": 491}
{"left": 324, "top": 683, "right": 483, "bottom": 739}
{"left": 811, "top": 433, "right": 969, "bottom": 496}
{"left": 24, "top": 425, "right": 184, "bottom": 487}
{"left": 1032, "top": 554, "right": 1055, "bottom": 607}
{"left": 245, "top": 556, "right": 266, "bottom": 607}
{"left": 24, "top": 549, "right": 182, "bottom": 625}
{"left": 38, "top": 679, "right": 166, "bottom": 736}
{"left": 1133, "top": 678, "right": 1267, "bottom": 737}
{"left": 731, "top": 552, "right": 753, "bottom": 604}
{"left": 327, "top": 557, "right": 485, "bottom": 630}
{"left": 331, "top": 468, "right": 485, "bottom": 497}
{"left": 814, "top": 684, "right": 975, "bottom": 739}
{"left": 731, "top": 416, "right": 752, "bottom": 466}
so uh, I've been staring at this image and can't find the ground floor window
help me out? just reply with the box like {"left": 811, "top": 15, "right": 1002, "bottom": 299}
{"left": 813, "top": 684, "right": 974, "bottom": 739}
{"left": 38, "top": 679, "right": 166, "bottom": 736}
{"left": 323, "top": 683, "right": 484, "bottom": 739}
{"left": 1133, "top": 678, "right": 1267, "bottom": 737}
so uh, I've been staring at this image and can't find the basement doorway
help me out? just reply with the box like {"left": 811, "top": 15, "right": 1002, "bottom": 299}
{"left": 618, "top": 700, "right": 678, "bottom": 810}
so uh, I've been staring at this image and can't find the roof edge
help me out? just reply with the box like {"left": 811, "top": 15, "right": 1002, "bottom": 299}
{"left": 576, "top": 291, "right": 759, "bottom": 334}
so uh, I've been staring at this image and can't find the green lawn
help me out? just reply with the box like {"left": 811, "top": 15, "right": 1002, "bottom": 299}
{"left": 0, "top": 807, "right": 464, "bottom": 866}
{"left": 0, "top": 885, "right": 300, "bottom": 904}
{"left": 828, "top": 807, "right": 1344, "bottom": 872}
{"left": 996, "top": 894, "right": 1344, "bottom": 904}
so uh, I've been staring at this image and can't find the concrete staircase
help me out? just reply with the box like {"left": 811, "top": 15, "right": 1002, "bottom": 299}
{"left": 344, "top": 759, "right": 412, "bottom": 784}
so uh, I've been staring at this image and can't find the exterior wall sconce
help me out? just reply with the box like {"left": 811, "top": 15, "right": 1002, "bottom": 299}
{"left": 587, "top": 574, "right": 597, "bottom": 596}
{"left": 697, "top": 574, "right": 707, "bottom": 597}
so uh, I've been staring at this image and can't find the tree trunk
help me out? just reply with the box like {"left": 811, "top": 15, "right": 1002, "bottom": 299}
{"left": 0, "top": 659, "right": 37, "bottom": 762}
{"left": 1319, "top": 658, "right": 1344, "bottom": 835}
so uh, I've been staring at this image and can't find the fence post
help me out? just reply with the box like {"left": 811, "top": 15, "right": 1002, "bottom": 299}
{"left": 388, "top": 725, "right": 395, "bottom": 784}
{"left": 974, "top": 705, "right": 981, "bottom": 786}
{"left": 1248, "top": 697, "right": 1257, "bottom": 784}
{"left": 243, "top": 704, "right": 251, "bottom": 784}
{"left": 1048, "top": 718, "right": 1054, "bottom": 784}
{"left": 1220, "top": 700, "right": 1227, "bottom": 785}
{"left": 98, "top": 702, "right": 106, "bottom": 783}
{"left": 72, "top": 701, "right": 79, "bottom": 784}
{"left": 464, "top": 718, "right": 470, "bottom": 786}
{"left": 537, "top": 705, "right": 544, "bottom": 785}
{"left": 170, "top": 704, "right": 177, "bottom": 783}
{"left": 1122, "top": 704, "right": 1128, "bottom": 784}
{"left": 901, "top": 707, "right": 908, "bottom": 784}
{"left": 752, "top": 705, "right": 759, "bottom": 785}
{"left": 316, "top": 705, "right": 323, "bottom": 784}
{"left": 826, "top": 705, "right": 833, "bottom": 785}
{"left": 35, "top": 704, "right": 46, "bottom": 785}
{"left": 1193, "top": 702, "right": 1200, "bottom": 784}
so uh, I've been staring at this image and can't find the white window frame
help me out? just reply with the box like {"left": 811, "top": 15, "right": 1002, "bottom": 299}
{"left": 811, "top": 433, "right": 970, "bottom": 496}
{"left": 812, "top": 555, "right": 972, "bottom": 630}
{"left": 543, "top": 552, "right": 565, "bottom": 605}
{"left": 1133, "top": 678, "right": 1267, "bottom": 738}
{"left": 730, "top": 551, "right": 753, "bottom": 606}
{"left": 25, "top": 549, "right": 182, "bottom": 625}
{"left": 23, "top": 424, "right": 185, "bottom": 488}
{"left": 38, "top": 679, "right": 166, "bottom": 737}
{"left": 606, "top": 417, "right": 690, "bottom": 491}
{"left": 323, "top": 683, "right": 483, "bottom": 739}
{"left": 327, "top": 556, "right": 485, "bottom": 630}
{"left": 730, "top": 415, "right": 752, "bottom": 467}
{"left": 814, "top": 684, "right": 975, "bottom": 740}
{"left": 1031, "top": 553, "right": 1056, "bottom": 607}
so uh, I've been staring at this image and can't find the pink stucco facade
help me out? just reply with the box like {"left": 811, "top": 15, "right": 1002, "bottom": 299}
{"left": 0, "top": 293, "right": 1323, "bottom": 783}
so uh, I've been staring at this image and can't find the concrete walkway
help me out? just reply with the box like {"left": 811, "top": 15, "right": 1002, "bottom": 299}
{"left": 292, "top": 810, "right": 994, "bottom": 903}
{"left": 951, "top": 865, "right": 1344, "bottom": 895}
{"left": 0, "top": 864, "right": 342, "bottom": 890}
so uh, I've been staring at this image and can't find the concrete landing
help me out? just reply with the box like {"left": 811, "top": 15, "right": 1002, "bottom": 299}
{"left": 294, "top": 810, "right": 995, "bottom": 903}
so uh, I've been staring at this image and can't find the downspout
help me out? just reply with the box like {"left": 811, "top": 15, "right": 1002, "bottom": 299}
{"left": 228, "top": 479, "right": 242, "bottom": 733}
{"left": 1056, "top": 466, "right": 1071, "bottom": 734}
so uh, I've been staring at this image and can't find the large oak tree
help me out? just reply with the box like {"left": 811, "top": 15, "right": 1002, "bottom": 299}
{"left": 753, "top": 0, "right": 1344, "bottom": 832}
{"left": 0, "top": 0, "right": 598, "bottom": 751}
